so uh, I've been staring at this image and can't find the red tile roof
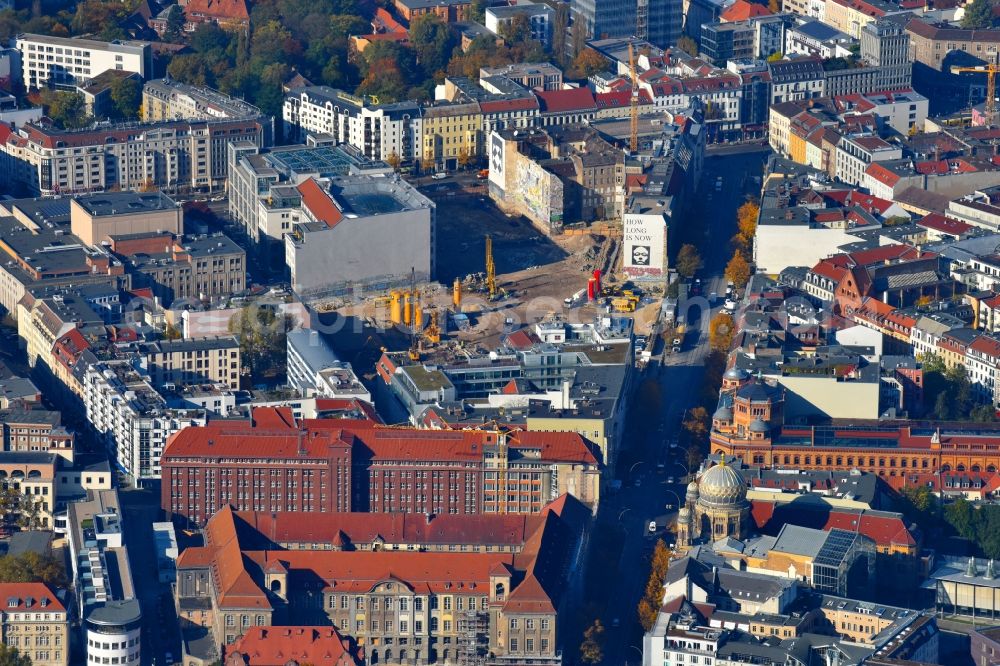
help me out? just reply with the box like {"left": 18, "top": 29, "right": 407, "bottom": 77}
{"left": 184, "top": 0, "right": 249, "bottom": 21}
{"left": 297, "top": 179, "right": 342, "bottom": 229}
{"left": 164, "top": 408, "right": 598, "bottom": 465}
{"left": 917, "top": 213, "right": 972, "bottom": 236}
{"left": 864, "top": 162, "right": 901, "bottom": 187}
{"left": 721, "top": 0, "right": 772, "bottom": 21}
{"left": 535, "top": 88, "right": 596, "bottom": 114}
{"left": 479, "top": 97, "right": 539, "bottom": 113}
{"left": 970, "top": 336, "right": 1000, "bottom": 360}
{"left": 0, "top": 583, "right": 65, "bottom": 612}
{"left": 226, "top": 627, "right": 360, "bottom": 666}
{"left": 595, "top": 90, "right": 653, "bottom": 109}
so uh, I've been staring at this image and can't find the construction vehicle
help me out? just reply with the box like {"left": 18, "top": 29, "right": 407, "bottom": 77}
{"left": 611, "top": 290, "right": 640, "bottom": 312}
{"left": 951, "top": 64, "right": 999, "bottom": 125}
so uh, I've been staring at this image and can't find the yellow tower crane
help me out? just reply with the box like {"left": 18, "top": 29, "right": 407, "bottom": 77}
{"left": 951, "top": 64, "right": 999, "bottom": 125}
{"left": 629, "top": 43, "right": 639, "bottom": 153}
{"left": 485, "top": 235, "right": 497, "bottom": 300}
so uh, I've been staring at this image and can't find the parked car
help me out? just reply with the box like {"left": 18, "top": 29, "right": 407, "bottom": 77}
{"left": 648, "top": 521, "right": 658, "bottom": 533}
{"left": 725, "top": 298, "right": 737, "bottom": 311}
{"left": 431, "top": 172, "right": 447, "bottom": 180}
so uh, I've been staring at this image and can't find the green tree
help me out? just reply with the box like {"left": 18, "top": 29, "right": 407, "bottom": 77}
{"left": 962, "top": 0, "right": 994, "bottom": 29}
{"left": 0, "top": 644, "right": 32, "bottom": 666}
{"left": 163, "top": 4, "right": 184, "bottom": 41}
{"left": 579, "top": 619, "right": 604, "bottom": 664}
{"left": 470, "top": 0, "right": 488, "bottom": 22}
{"left": 109, "top": 76, "right": 142, "bottom": 119}
{"left": 944, "top": 497, "right": 976, "bottom": 540}
{"left": 228, "top": 306, "right": 291, "bottom": 376}
{"left": 409, "top": 14, "right": 455, "bottom": 78}
{"left": 41, "top": 90, "right": 89, "bottom": 129}
{"left": 972, "top": 404, "right": 997, "bottom": 422}
{"left": 167, "top": 54, "right": 211, "bottom": 86}
{"left": 675, "top": 244, "right": 702, "bottom": 279}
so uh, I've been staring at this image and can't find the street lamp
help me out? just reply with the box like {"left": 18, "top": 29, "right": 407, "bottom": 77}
{"left": 618, "top": 508, "right": 631, "bottom": 522}
{"left": 663, "top": 489, "right": 683, "bottom": 511}
{"left": 630, "top": 461, "right": 644, "bottom": 476}
{"left": 629, "top": 645, "right": 644, "bottom": 666}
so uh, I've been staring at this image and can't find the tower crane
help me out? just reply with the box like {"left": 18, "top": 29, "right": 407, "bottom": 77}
{"left": 629, "top": 43, "right": 639, "bottom": 153}
{"left": 951, "top": 64, "right": 999, "bottom": 125}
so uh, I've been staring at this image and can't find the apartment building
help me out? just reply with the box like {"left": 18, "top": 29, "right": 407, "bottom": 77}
{"left": 0, "top": 118, "right": 266, "bottom": 196}
{"left": 161, "top": 406, "right": 600, "bottom": 526}
{"left": 283, "top": 87, "right": 421, "bottom": 163}
{"left": 108, "top": 231, "right": 246, "bottom": 307}
{"left": 82, "top": 357, "right": 207, "bottom": 485}
{"left": 15, "top": 33, "right": 150, "bottom": 90}
{"left": 835, "top": 135, "right": 902, "bottom": 186}
{"left": 420, "top": 100, "right": 483, "bottom": 169}
{"left": 139, "top": 336, "right": 241, "bottom": 390}
{"left": 286, "top": 329, "right": 370, "bottom": 401}
{"left": 142, "top": 78, "right": 273, "bottom": 143}
{"left": 905, "top": 17, "right": 1000, "bottom": 71}
{"left": 0, "top": 583, "right": 69, "bottom": 666}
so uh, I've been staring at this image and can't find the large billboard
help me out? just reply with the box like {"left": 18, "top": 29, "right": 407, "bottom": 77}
{"left": 623, "top": 212, "right": 667, "bottom": 279}
{"left": 488, "top": 132, "right": 506, "bottom": 189}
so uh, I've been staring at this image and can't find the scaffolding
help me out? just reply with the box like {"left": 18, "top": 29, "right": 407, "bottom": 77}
{"left": 457, "top": 610, "right": 489, "bottom": 666}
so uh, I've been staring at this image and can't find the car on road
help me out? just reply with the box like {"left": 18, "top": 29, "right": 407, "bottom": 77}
{"left": 634, "top": 478, "right": 642, "bottom": 487}
{"left": 672, "top": 337, "right": 682, "bottom": 346}
{"left": 708, "top": 291, "right": 717, "bottom": 304}
{"left": 656, "top": 460, "right": 665, "bottom": 470}
{"left": 672, "top": 345, "right": 681, "bottom": 353}
{"left": 670, "top": 441, "right": 678, "bottom": 449}
{"left": 667, "top": 477, "right": 675, "bottom": 484}
{"left": 648, "top": 521, "right": 657, "bottom": 533}
{"left": 431, "top": 172, "right": 447, "bottom": 180}
{"left": 724, "top": 298, "right": 737, "bottom": 311}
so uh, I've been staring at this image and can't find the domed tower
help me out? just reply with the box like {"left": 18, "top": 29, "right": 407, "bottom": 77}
{"left": 721, "top": 367, "right": 749, "bottom": 391}
{"left": 695, "top": 459, "right": 750, "bottom": 543}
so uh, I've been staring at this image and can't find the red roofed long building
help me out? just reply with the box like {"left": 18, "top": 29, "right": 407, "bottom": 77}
{"left": 161, "top": 408, "right": 600, "bottom": 526}
{"left": 177, "top": 499, "right": 589, "bottom": 664}
{"left": 225, "top": 627, "right": 361, "bottom": 666}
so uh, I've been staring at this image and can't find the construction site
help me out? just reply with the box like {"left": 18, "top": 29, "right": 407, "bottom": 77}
{"left": 310, "top": 182, "right": 666, "bottom": 376}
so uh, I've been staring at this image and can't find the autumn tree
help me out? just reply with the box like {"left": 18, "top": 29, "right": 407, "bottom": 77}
{"left": 579, "top": 619, "right": 604, "bottom": 664}
{"left": 386, "top": 152, "right": 401, "bottom": 171}
{"left": 677, "top": 35, "right": 698, "bottom": 57}
{"left": 737, "top": 201, "right": 759, "bottom": 240}
{"left": 767, "top": 51, "right": 784, "bottom": 62}
{"left": 571, "top": 48, "right": 607, "bottom": 79}
{"left": 40, "top": 90, "right": 89, "bottom": 129}
{"left": 675, "top": 244, "right": 702, "bottom": 279}
{"left": 725, "top": 250, "right": 752, "bottom": 289}
{"left": 638, "top": 539, "right": 671, "bottom": 630}
{"left": 683, "top": 406, "right": 710, "bottom": 443}
{"left": 768, "top": 0, "right": 781, "bottom": 11}
{"left": 709, "top": 312, "right": 735, "bottom": 352}
{"left": 0, "top": 551, "right": 68, "bottom": 588}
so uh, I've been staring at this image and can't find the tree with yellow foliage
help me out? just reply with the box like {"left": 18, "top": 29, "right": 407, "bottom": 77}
{"left": 737, "top": 201, "right": 759, "bottom": 241}
{"left": 725, "top": 250, "right": 752, "bottom": 289}
{"left": 709, "top": 311, "right": 736, "bottom": 352}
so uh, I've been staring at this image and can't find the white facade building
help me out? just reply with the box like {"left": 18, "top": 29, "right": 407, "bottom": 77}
{"left": 286, "top": 328, "right": 372, "bottom": 402}
{"left": 82, "top": 360, "right": 206, "bottom": 484}
{"left": 16, "top": 34, "right": 150, "bottom": 90}
{"left": 834, "top": 135, "right": 902, "bottom": 186}
{"left": 283, "top": 86, "right": 422, "bottom": 163}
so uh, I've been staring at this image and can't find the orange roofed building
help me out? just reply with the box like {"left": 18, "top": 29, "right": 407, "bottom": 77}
{"left": 225, "top": 627, "right": 362, "bottom": 666}
{"left": 177, "top": 497, "right": 590, "bottom": 664}
{"left": 161, "top": 407, "right": 601, "bottom": 526}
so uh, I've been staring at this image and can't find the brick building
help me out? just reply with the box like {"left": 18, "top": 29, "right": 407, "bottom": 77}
{"left": 161, "top": 407, "right": 600, "bottom": 526}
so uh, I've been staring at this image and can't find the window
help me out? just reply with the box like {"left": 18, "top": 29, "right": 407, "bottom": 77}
{"left": 510, "top": 639, "right": 518, "bottom": 651}
{"left": 510, "top": 618, "right": 518, "bottom": 630}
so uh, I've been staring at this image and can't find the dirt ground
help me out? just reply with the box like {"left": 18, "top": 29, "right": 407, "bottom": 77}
{"left": 315, "top": 187, "right": 665, "bottom": 357}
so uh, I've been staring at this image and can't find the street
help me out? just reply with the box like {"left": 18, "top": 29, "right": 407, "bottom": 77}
{"left": 590, "top": 150, "right": 768, "bottom": 665}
